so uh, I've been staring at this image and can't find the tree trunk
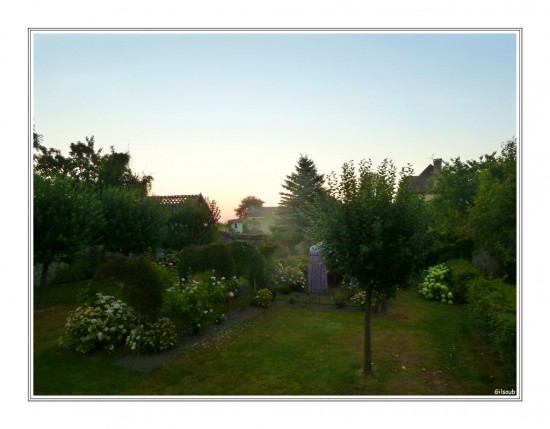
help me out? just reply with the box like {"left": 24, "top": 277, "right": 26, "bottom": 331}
{"left": 38, "top": 260, "right": 51, "bottom": 309}
{"left": 363, "top": 285, "right": 373, "bottom": 376}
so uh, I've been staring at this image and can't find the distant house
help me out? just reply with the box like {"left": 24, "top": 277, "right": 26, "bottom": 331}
{"left": 410, "top": 159, "right": 442, "bottom": 200}
{"left": 228, "top": 218, "right": 244, "bottom": 234}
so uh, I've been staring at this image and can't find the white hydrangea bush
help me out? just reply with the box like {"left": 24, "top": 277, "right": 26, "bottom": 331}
{"left": 418, "top": 263, "right": 455, "bottom": 304}
{"left": 58, "top": 293, "right": 137, "bottom": 353}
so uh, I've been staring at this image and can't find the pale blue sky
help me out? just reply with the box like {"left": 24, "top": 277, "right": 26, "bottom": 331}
{"left": 32, "top": 31, "right": 517, "bottom": 221}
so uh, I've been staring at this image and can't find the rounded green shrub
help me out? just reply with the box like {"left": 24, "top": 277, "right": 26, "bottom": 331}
{"left": 94, "top": 254, "right": 169, "bottom": 320}
{"left": 252, "top": 288, "right": 273, "bottom": 308}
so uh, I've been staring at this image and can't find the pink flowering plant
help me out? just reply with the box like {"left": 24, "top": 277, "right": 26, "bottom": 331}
{"left": 58, "top": 293, "right": 137, "bottom": 353}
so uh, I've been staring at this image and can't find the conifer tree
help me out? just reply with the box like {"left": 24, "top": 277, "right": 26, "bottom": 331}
{"left": 272, "top": 155, "right": 325, "bottom": 249}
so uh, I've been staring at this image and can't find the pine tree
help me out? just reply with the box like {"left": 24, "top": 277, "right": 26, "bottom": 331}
{"left": 272, "top": 155, "right": 325, "bottom": 249}
{"left": 279, "top": 155, "right": 325, "bottom": 211}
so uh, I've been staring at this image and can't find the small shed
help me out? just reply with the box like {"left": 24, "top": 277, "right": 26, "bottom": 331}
{"left": 308, "top": 243, "right": 328, "bottom": 294}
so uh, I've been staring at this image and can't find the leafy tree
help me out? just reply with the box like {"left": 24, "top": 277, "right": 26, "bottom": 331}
{"left": 273, "top": 155, "right": 325, "bottom": 249}
{"left": 33, "top": 174, "right": 105, "bottom": 308}
{"left": 164, "top": 197, "right": 221, "bottom": 250}
{"left": 427, "top": 137, "right": 517, "bottom": 281}
{"left": 33, "top": 134, "right": 153, "bottom": 195}
{"left": 234, "top": 195, "right": 265, "bottom": 219}
{"left": 427, "top": 156, "right": 483, "bottom": 260}
{"left": 33, "top": 132, "right": 71, "bottom": 178}
{"left": 100, "top": 187, "right": 169, "bottom": 255}
{"left": 98, "top": 147, "right": 153, "bottom": 196}
{"left": 468, "top": 138, "right": 517, "bottom": 281}
{"left": 304, "top": 159, "right": 428, "bottom": 375}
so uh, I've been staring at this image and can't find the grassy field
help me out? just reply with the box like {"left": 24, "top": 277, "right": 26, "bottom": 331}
{"left": 33, "top": 281, "right": 510, "bottom": 396}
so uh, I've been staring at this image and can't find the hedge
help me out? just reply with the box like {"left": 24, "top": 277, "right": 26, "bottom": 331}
{"left": 178, "top": 243, "right": 236, "bottom": 278}
{"left": 467, "top": 276, "right": 517, "bottom": 385}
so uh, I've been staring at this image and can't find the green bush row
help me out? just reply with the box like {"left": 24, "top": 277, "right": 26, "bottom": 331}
{"left": 178, "top": 242, "right": 268, "bottom": 288}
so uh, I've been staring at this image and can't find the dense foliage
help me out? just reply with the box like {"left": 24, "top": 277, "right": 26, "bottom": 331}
{"left": 467, "top": 277, "right": 517, "bottom": 384}
{"left": 178, "top": 243, "right": 237, "bottom": 279}
{"left": 100, "top": 187, "right": 168, "bottom": 255}
{"left": 428, "top": 138, "right": 517, "bottom": 282}
{"left": 33, "top": 133, "right": 153, "bottom": 196}
{"left": 165, "top": 197, "right": 221, "bottom": 249}
{"left": 33, "top": 173, "right": 105, "bottom": 308}
{"left": 229, "top": 241, "right": 268, "bottom": 288}
{"left": 94, "top": 254, "right": 170, "bottom": 321}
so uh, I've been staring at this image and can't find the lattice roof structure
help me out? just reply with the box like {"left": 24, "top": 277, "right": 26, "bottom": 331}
{"left": 151, "top": 194, "right": 205, "bottom": 211}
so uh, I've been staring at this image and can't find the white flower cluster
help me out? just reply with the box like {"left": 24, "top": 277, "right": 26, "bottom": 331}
{"left": 273, "top": 262, "right": 306, "bottom": 291}
{"left": 58, "top": 293, "right": 137, "bottom": 353}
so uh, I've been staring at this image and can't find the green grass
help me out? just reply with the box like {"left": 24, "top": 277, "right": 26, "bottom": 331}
{"left": 33, "top": 282, "right": 511, "bottom": 396}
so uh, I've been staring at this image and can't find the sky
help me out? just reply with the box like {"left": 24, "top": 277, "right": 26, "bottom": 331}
{"left": 32, "top": 30, "right": 518, "bottom": 222}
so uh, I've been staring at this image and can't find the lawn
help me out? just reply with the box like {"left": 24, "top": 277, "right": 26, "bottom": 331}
{"left": 33, "top": 281, "right": 510, "bottom": 396}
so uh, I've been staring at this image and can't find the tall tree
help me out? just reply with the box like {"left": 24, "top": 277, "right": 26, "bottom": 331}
{"left": 33, "top": 174, "right": 105, "bottom": 308}
{"left": 164, "top": 197, "right": 221, "bottom": 250}
{"left": 279, "top": 155, "right": 325, "bottom": 211}
{"left": 273, "top": 155, "right": 325, "bottom": 249}
{"left": 33, "top": 135, "right": 153, "bottom": 195}
{"left": 100, "top": 187, "right": 168, "bottom": 255}
{"left": 234, "top": 195, "right": 265, "bottom": 219}
{"left": 468, "top": 138, "right": 517, "bottom": 281}
{"left": 304, "top": 159, "right": 428, "bottom": 375}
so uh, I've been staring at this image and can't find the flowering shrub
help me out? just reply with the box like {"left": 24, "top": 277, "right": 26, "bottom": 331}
{"left": 126, "top": 317, "right": 177, "bottom": 354}
{"left": 350, "top": 291, "right": 366, "bottom": 307}
{"left": 418, "top": 263, "right": 455, "bottom": 304}
{"left": 253, "top": 288, "right": 273, "bottom": 308}
{"left": 349, "top": 289, "right": 387, "bottom": 312}
{"left": 164, "top": 272, "right": 238, "bottom": 332}
{"left": 272, "top": 259, "right": 306, "bottom": 292}
{"left": 58, "top": 293, "right": 137, "bottom": 353}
